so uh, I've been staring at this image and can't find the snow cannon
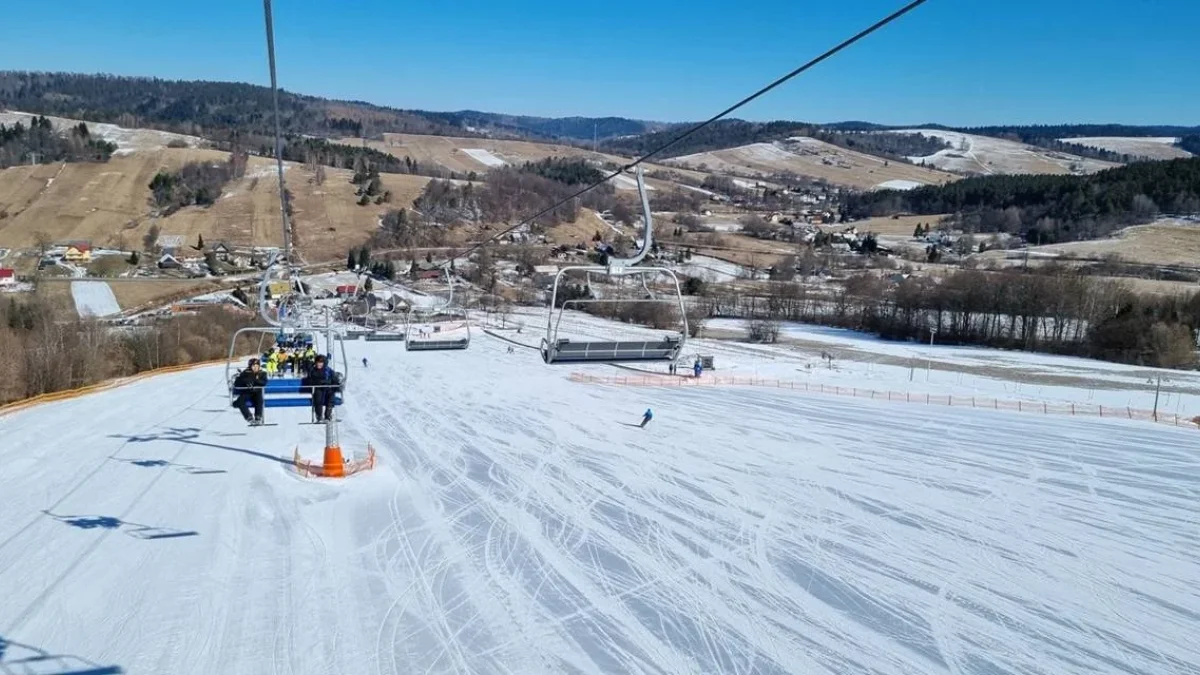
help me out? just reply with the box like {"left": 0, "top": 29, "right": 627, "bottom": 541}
{"left": 293, "top": 415, "right": 376, "bottom": 478}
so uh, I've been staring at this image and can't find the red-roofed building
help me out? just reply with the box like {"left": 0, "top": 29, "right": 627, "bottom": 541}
{"left": 63, "top": 242, "right": 92, "bottom": 263}
{"left": 0, "top": 268, "right": 15, "bottom": 285}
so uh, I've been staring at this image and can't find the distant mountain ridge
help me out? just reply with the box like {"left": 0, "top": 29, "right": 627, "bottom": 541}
{"left": 0, "top": 71, "right": 1193, "bottom": 161}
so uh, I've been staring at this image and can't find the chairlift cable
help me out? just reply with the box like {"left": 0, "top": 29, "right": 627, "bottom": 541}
{"left": 434, "top": 0, "right": 928, "bottom": 269}
{"left": 263, "top": 0, "right": 293, "bottom": 267}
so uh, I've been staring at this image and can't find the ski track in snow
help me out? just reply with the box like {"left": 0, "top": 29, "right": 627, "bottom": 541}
{"left": 0, "top": 332, "right": 1198, "bottom": 674}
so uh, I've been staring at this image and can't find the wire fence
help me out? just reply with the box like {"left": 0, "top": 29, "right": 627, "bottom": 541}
{"left": 568, "top": 373, "right": 1197, "bottom": 429}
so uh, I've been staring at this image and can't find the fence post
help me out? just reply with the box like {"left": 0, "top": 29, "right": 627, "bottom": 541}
{"left": 994, "top": 399, "right": 998, "bottom": 410}
{"left": 1099, "top": 405, "right": 1103, "bottom": 417}
{"left": 1071, "top": 403, "right": 1075, "bottom": 415}
{"left": 1127, "top": 407, "right": 1132, "bottom": 419}
{"left": 1018, "top": 401, "right": 1022, "bottom": 412}
{"left": 1043, "top": 402, "right": 1047, "bottom": 414}
{"left": 972, "top": 397, "right": 975, "bottom": 408}
{"left": 926, "top": 393, "right": 930, "bottom": 404}
{"left": 948, "top": 395, "right": 952, "bottom": 406}
{"left": 907, "top": 392, "right": 911, "bottom": 402}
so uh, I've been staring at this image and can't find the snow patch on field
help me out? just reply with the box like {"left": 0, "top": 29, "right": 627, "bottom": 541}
{"left": 1062, "top": 136, "right": 1192, "bottom": 160}
{"left": 875, "top": 179, "right": 923, "bottom": 190}
{"left": 70, "top": 281, "right": 121, "bottom": 317}
{"left": 462, "top": 148, "right": 507, "bottom": 167}
{"left": 0, "top": 111, "right": 202, "bottom": 153}
{"left": 897, "top": 129, "right": 1118, "bottom": 176}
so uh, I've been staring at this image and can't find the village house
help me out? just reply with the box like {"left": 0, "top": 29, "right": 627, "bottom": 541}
{"left": 0, "top": 268, "right": 15, "bottom": 285}
{"left": 62, "top": 242, "right": 92, "bottom": 264}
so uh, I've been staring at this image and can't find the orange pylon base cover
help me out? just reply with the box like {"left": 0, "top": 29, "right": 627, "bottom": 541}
{"left": 294, "top": 444, "right": 376, "bottom": 478}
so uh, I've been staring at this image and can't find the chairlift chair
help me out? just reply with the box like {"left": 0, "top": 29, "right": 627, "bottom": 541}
{"left": 404, "top": 307, "right": 472, "bottom": 351}
{"left": 541, "top": 167, "right": 688, "bottom": 365}
{"left": 403, "top": 268, "right": 471, "bottom": 351}
{"left": 226, "top": 326, "right": 349, "bottom": 417}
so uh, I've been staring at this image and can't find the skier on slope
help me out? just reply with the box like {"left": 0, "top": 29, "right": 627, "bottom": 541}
{"left": 362, "top": 357, "right": 368, "bottom": 368}
{"left": 639, "top": 408, "right": 653, "bottom": 428}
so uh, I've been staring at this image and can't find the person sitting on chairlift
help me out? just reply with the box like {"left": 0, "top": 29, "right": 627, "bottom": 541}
{"left": 231, "top": 358, "right": 267, "bottom": 424}
{"left": 302, "top": 354, "right": 342, "bottom": 422}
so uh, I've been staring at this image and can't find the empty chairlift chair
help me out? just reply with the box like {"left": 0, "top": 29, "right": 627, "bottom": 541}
{"left": 403, "top": 267, "right": 472, "bottom": 351}
{"left": 541, "top": 167, "right": 688, "bottom": 365}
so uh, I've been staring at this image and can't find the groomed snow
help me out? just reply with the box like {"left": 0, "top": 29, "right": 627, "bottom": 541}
{"left": 462, "top": 148, "right": 508, "bottom": 168}
{"left": 70, "top": 280, "right": 121, "bottom": 318}
{"left": 1, "top": 324, "right": 1197, "bottom": 674}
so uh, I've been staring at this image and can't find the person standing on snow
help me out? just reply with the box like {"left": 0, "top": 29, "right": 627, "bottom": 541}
{"left": 639, "top": 408, "right": 653, "bottom": 428}
{"left": 693, "top": 359, "right": 703, "bottom": 378}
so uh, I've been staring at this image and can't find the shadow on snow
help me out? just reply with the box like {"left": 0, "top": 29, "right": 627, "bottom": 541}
{"left": 0, "top": 635, "right": 123, "bottom": 674}
{"left": 42, "top": 511, "right": 198, "bottom": 541}
{"left": 106, "top": 427, "right": 293, "bottom": 467}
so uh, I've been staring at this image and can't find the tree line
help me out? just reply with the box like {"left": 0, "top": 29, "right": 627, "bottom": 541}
{"left": 843, "top": 158, "right": 1200, "bottom": 244}
{"left": 373, "top": 157, "right": 620, "bottom": 247}
{"left": 690, "top": 265, "right": 1198, "bottom": 368}
{"left": 0, "top": 71, "right": 470, "bottom": 140}
{"left": 0, "top": 296, "right": 259, "bottom": 405}
{"left": 1178, "top": 136, "right": 1200, "bottom": 155}
{"left": 0, "top": 115, "right": 116, "bottom": 169}
{"left": 148, "top": 150, "right": 248, "bottom": 214}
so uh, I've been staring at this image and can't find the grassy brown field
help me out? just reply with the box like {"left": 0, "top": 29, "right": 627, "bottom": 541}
{"left": 546, "top": 209, "right": 617, "bottom": 246}
{"left": 821, "top": 214, "right": 950, "bottom": 237}
{"left": 665, "top": 139, "right": 960, "bottom": 190}
{"left": 36, "top": 278, "right": 227, "bottom": 312}
{"left": 975, "top": 221, "right": 1200, "bottom": 268}
{"left": 0, "top": 149, "right": 431, "bottom": 260}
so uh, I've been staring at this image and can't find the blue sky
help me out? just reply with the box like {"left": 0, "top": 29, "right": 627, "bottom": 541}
{"left": 2, "top": 0, "right": 1196, "bottom": 126}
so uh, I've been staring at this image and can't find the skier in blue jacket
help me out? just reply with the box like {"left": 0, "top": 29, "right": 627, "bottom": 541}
{"left": 639, "top": 408, "right": 653, "bottom": 428}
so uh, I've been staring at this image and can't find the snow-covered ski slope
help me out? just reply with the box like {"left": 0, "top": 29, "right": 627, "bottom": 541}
{"left": 1, "top": 326, "right": 1198, "bottom": 674}
{"left": 70, "top": 280, "right": 122, "bottom": 317}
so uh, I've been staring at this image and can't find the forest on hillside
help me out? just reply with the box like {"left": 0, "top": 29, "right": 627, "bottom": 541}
{"left": 600, "top": 120, "right": 951, "bottom": 162}
{"left": 843, "top": 158, "right": 1200, "bottom": 243}
{"left": 0, "top": 72, "right": 470, "bottom": 140}
{"left": 946, "top": 123, "right": 1200, "bottom": 141}
{"left": 0, "top": 115, "right": 116, "bottom": 169}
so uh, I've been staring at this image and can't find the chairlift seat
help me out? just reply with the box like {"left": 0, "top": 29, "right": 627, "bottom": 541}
{"left": 406, "top": 338, "right": 470, "bottom": 351}
{"left": 263, "top": 394, "right": 343, "bottom": 409}
{"left": 544, "top": 337, "right": 682, "bottom": 364}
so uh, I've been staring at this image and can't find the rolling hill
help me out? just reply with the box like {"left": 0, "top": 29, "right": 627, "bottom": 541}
{"left": 665, "top": 138, "right": 960, "bottom": 190}
{"left": 894, "top": 129, "right": 1120, "bottom": 176}
{"left": 1062, "top": 137, "right": 1193, "bottom": 161}
{"left": 0, "top": 146, "right": 431, "bottom": 255}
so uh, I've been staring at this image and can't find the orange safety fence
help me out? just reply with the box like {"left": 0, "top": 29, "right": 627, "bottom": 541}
{"left": 0, "top": 357, "right": 231, "bottom": 418}
{"left": 568, "top": 373, "right": 1196, "bottom": 429}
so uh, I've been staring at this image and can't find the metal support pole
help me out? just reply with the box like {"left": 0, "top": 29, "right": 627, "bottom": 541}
{"left": 1153, "top": 376, "right": 1161, "bottom": 422}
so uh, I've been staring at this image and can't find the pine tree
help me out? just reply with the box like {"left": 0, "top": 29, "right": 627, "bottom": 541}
{"left": 347, "top": 249, "right": 357, "bottom": 270}
{"left": 356, "top": 247, "right": 370, "bottom": 270}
